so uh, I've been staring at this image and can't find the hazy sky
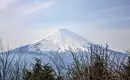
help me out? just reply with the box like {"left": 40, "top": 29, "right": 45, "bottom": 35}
{"left": 0, "top": 0, "right": 130, "bottom": 52}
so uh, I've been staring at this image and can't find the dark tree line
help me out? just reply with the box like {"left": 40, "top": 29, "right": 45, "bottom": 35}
{"left": 0, "top": 44, "right": 130, "bottom": 80}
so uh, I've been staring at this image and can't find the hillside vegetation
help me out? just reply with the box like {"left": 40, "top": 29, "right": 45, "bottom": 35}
{"left": 0, "top": 44, "right": 130, "bottom": 80}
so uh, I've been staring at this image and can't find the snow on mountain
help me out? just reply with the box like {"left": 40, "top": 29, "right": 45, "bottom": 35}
{"left": 10, "top": 29, "right": 128, "bottom": 65}
{"left": 23, "top": 29, "right": 94, "bottom": 53}
{"left": 13, "top": 29, "right": 126, "bottom": 56}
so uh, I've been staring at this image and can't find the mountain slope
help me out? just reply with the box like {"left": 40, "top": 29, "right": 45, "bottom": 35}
{"left": 22, "top": 29, "right": 94, "bottom": 53}
{"left": 11, "top": 29, "right": 128, "bottom": 64}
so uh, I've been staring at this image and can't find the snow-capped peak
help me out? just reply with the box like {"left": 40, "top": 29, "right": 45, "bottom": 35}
{"left": 27, "top": 29, "right": 93, "bottom": 52}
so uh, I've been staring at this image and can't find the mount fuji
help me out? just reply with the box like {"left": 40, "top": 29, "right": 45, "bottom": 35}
{"left": 28, "top": 29, "right": 93, "bottom": 52}
{"left": 10, "top": 29, "right": 128, "bottom": 63}
{"left": 14, "top": 29, "right": 94, "bottom": 53}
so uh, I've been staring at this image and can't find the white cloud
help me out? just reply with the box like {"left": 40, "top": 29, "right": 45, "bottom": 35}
{"left": 20, "top": 1, "right": 55, "bottom": 14}
{"left": 0, "top": 0, "right": 55, "bottom": 49}
{"left": 0, "top": 0, "right": 55, "bottom": 14}
{"left": 0, "top": 0, "right": 18, "bottom": 9}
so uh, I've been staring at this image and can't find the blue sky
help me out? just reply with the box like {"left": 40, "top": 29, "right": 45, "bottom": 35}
{"left": 24, "top": 0, "right": 130, "bottom": 29}
{"left": 0, "top": 0, "right": 130, "bottom": 52}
